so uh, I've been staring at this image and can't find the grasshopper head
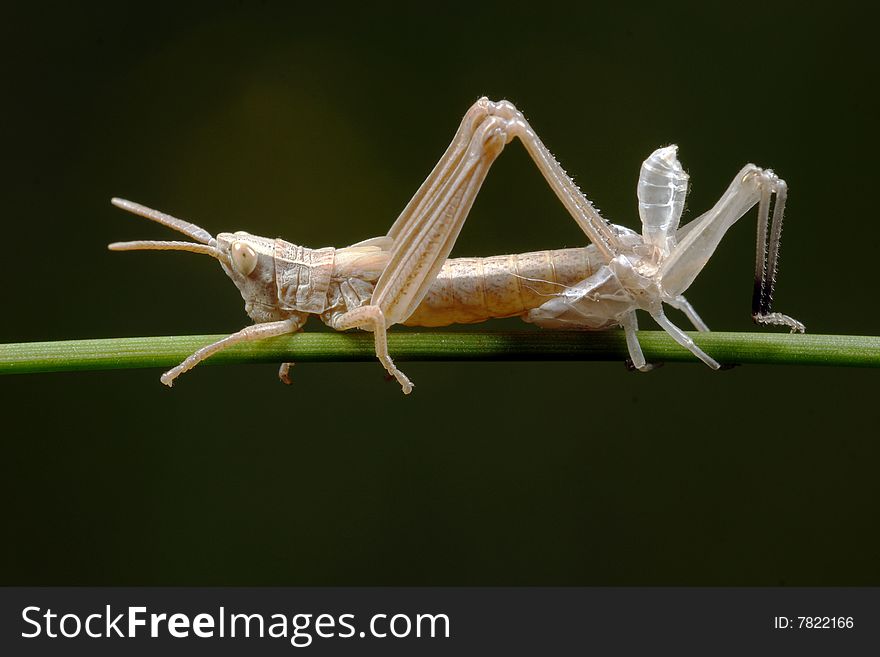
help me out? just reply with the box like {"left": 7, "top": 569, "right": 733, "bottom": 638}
{"left": 108, "top": 198, "right": 294, "bottom": 323}
{"left": 215, "top": 231, "right": 291, "bottom": 322}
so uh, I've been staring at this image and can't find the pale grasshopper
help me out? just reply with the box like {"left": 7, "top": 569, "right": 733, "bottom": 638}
{"left": 110, "top": 98, "right": 803, "bottom": 393}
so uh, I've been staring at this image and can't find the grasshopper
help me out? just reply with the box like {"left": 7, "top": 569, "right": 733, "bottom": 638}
{"left": 110, "top": 98, "right": 803, "bottom": 393}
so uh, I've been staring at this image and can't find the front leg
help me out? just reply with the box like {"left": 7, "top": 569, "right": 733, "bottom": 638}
{"left": 161, "top": 318, "right": 301, "bottom": 387}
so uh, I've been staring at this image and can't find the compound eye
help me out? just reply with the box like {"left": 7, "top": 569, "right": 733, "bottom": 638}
{"left": 230, "top": 241, "right": 258, "bottom": 276}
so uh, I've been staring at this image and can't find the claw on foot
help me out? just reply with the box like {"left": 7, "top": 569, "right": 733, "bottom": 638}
{"left": 625, "top": 359, "right": 661, "bottom": 373}
{"left": 278, "top": 362, "right": 294, "bottom": 385}
{"left": 395, "top": 373, "right": 414, "bottom": 395}
{"left": 754, "top": 312, "right": 806, "bottom": 334}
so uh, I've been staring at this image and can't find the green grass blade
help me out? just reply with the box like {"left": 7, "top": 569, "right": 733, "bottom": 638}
{"left": 1, "top": 331, "right": 879, "bottom": 375}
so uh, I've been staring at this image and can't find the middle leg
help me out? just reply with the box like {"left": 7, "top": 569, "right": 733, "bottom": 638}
{"left": 337, "top": 104, "right": 514, "bottom": 392}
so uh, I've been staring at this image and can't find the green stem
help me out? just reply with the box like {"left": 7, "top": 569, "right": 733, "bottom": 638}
{"left": 1, "top": 332, "right": 879, "bottom": 375}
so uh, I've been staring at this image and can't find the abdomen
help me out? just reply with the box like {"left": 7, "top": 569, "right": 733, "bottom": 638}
{"left": 403, "top": 247, "right": 601, "bottom": 326}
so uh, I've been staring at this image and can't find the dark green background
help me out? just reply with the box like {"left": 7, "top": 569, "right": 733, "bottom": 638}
{"left": 2, "top": 3, "right": 877, "bottom": 584}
